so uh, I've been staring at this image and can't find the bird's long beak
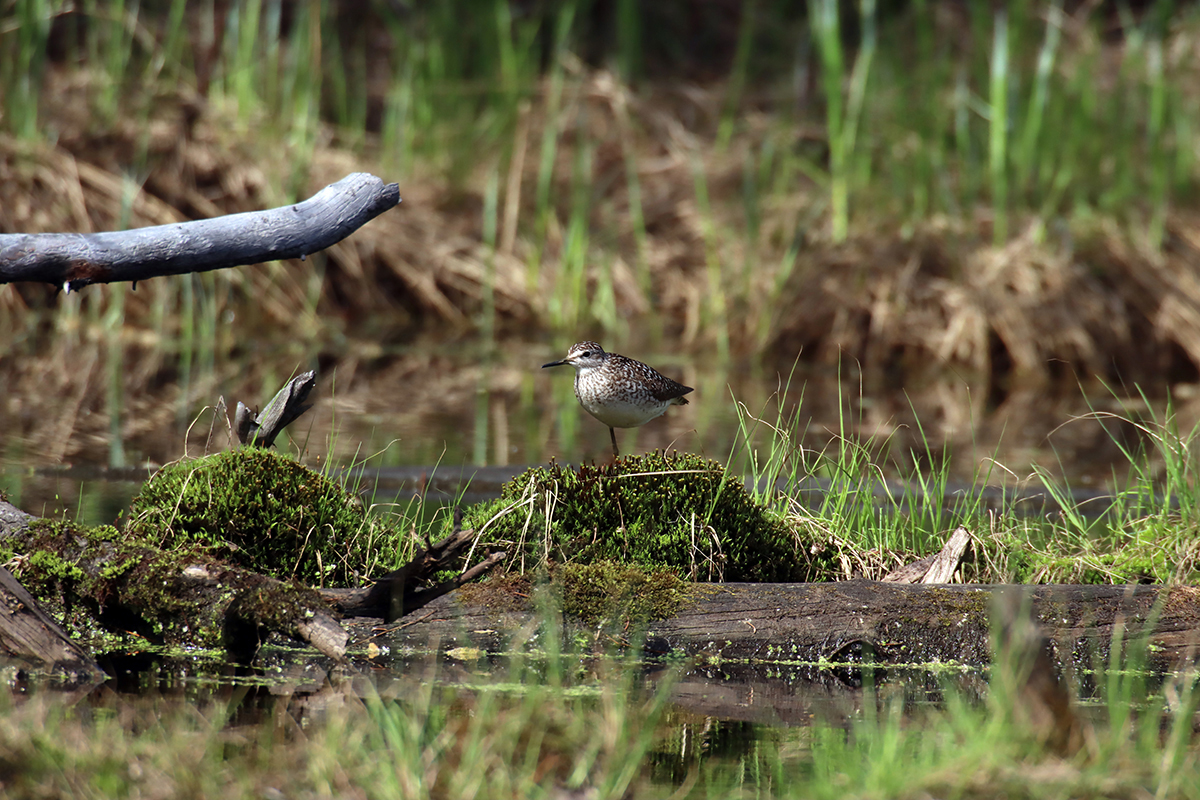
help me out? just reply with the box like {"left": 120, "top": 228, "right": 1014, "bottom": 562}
{"left": 542, "top": 358, "right": 569, "bottom": 368}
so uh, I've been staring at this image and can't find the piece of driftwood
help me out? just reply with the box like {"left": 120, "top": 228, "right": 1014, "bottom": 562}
{"left": 352, "top": 581, "right": 1200, "bottom": 672}
{"left": 0, "top": 173, "right": 400, "bottom": 291}
{"left": 882, "top": 525, "right": 972, "bottom": 583}
{"left": 0, "top": 503, "right": 103, "bottom": 678}
{"left": 234, "top": 370, "right": 317, "bottom": 447}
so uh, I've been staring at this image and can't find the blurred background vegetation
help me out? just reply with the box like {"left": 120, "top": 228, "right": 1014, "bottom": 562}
{"left": 2, "top": 0, "right": 1200, "bottom": 474}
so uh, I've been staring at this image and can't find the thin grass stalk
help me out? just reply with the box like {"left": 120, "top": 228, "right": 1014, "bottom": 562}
{"left": 5, "top": 0, "right": 52, "bottom": 138}
{"left": 154, "top": 0, "right": 190, "bottom": 81}
{"left": 1146, "top": 36, "right": 1168, "bottom": 247}
{"left": 688, "top": 154, "right": 729, "bottom": 358}
{"left": 609, "top": 80, "right": 651, "bottom": 297}
{"left": 227, "top": 0, "right": 262, "bottom": 121}
{"left": 843, "top": 0, "right": 876, "bottom": 191}
{"left": 104, "top": 283, "right": 127, "bottom": 469}
{"left": 989, "top": 7, "right": 1009, "bottom": 245}
{"left": 552, "top": 122, "right": 593, "bottom": 332}
{"left": 717, "top": 0, "right": 757, "bottom": 151}
{"left": 614, "top": 0, "right": 640, "bottom": 83}
{"left": 101, "top": 0, "right": 139, "bottom": 120}
{"left": 382, "top": 60, "right": 416, "bottom": 175}
{"left": 810, "top": 0, "right": 848, "bottom": 241}
{"left": 1015, "top": 0, "right": 1062, "bottom": 199}
{"left": 528, "top": 6, "right": 572, "bottom": 292}
{"left": 953, "top": 63, "right": 975, "bottom": 204}
{"left": 482, "top": 168, "right": 500, "bottom": 346}
{"left": 178, "top": 274, "right": 196, "bottom": 426}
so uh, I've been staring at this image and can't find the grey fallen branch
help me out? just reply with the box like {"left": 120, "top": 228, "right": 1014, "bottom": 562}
{"left": 320, "top": 523, "right": 507, "bottom": 623}
{"left": 0, "top": 173, "right": 400, "bottom": 291}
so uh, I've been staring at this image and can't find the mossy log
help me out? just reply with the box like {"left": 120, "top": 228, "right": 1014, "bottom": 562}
{"left": 0, "top": 502, "right": 347, "bottom": 662}
{"left": 0, "top": 499, "right": 500, "bottom": 668}
{"left": 352, "top": 581, "right": 1200, "bottom": 672}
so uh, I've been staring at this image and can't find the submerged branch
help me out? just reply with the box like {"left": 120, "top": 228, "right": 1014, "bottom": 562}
{"left": 0, "top": 173, "right": 400, "bottom": 292}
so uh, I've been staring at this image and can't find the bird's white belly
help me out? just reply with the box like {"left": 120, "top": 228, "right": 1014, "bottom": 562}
{"left": 579, "top": 396, "right": 667, "bottom": 428}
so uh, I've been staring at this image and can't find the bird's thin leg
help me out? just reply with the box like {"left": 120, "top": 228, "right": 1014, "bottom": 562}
{"left": 609, "top": 427, "right": 620, "bottom": 458}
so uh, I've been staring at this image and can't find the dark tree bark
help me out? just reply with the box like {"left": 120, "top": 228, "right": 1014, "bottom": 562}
{"left": 0, "top": 173, "right": 400, "bottom": 291}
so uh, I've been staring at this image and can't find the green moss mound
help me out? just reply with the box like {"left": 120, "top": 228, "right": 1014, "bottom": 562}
{"left": 465, "top": 451, "right": 820, "bottom": 582}
{"left": 124, "top": 448, "right": 378, "bottom": 585}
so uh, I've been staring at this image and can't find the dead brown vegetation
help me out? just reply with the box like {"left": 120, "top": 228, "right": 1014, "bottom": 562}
{"left": 5, "top": 64, "right": 1200, "bottom": 471}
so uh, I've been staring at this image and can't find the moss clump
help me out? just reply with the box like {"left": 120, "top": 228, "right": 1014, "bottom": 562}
{"left": 124, "top": 448, "right": 378, "bottom": 585}
{"left": 558, "top": 561, "right": 688, "bottom": 625}
{"left": 464, "top": 451, "right": 821, "bottom": 581}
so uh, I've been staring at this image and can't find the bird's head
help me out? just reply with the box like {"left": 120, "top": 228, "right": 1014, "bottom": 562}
{"left": 542, "top": 341, "right": 607, "bottom": 371}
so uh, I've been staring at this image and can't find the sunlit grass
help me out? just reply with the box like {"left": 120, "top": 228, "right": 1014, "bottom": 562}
{"left": 726, "top": 370, "right": 1200, "bottom": 585}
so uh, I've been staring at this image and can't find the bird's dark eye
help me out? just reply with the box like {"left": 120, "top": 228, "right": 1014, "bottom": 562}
{"left": 580, "top": 350, "right": 591, "bottom": 357}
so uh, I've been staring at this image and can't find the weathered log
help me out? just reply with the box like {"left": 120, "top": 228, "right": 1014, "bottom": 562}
{"left": 0, "top": 173, "right": 400, "bottom": 291}
{"left": 352, "top": 581, "right": 1200, "bottom": 671}
{"left": 0, "top": 564, "right": 106, "bottom": 683}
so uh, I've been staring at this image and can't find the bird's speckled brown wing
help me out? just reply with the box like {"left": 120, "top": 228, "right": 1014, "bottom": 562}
{"left": 610, "top": 354, "right": 693, "bottom": 403}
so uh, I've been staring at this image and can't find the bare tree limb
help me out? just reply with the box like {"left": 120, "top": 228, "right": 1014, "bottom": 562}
{"left": 0, "top": 173, "right": 400, "bottom": 292}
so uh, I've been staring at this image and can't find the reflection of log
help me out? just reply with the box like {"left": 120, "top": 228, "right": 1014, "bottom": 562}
{"left": 357, "top": 581, "right": 1200, "bottom": 671}
{"left": 0, "top": 173, "right": 400, "bottom": 291}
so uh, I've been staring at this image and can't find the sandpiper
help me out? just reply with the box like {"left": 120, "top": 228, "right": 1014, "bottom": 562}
{"left": 542, "top": 341, "right": 693, "bottom": 457}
